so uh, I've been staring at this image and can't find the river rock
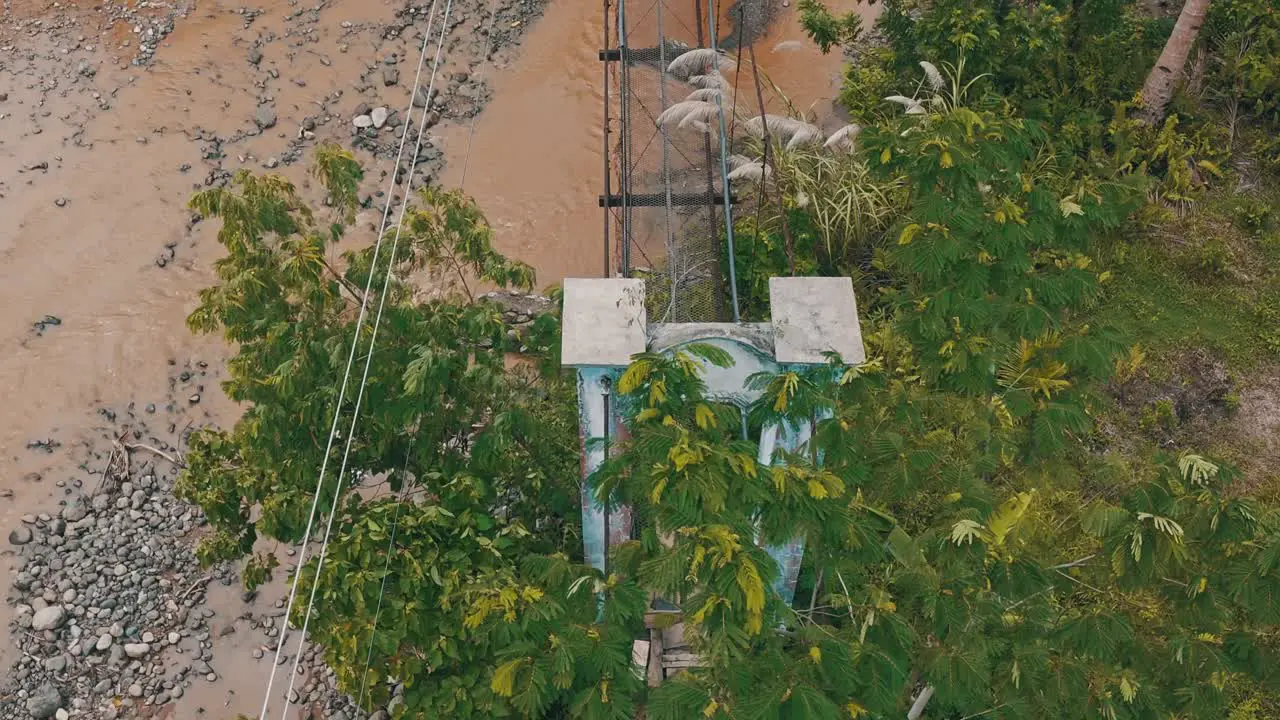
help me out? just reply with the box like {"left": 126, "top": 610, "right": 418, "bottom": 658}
{"left": 353, "top": 114, "right": 373, "bottom": 129}
{"left": 25, "top": 683, "right": 61, "bottom": 719}
{"left": 254, "top": 103, "right": 277, "bottom": 130}
{"left": 96, "top": 633, "right": 112, "bottom": 651}
{"left": 382, "top": 67, "right": 399, "bottom": 86}
{"left": 124, "top": 642, "right": 150, "bottom": 658}
{"left": 371, "top": 106, "right": 388, "bottom": 129}
{"left": 32, "top": 605, "right": 67, "bottom": 631}
{"left": 61, "top": 502, "right": 86, "bottom": 522}
{"left": 9, "top": 526, "right": 32, "bottom": 545}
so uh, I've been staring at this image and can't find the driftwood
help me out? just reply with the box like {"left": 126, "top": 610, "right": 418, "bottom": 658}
{"left": 95, "top": 427, "right": 187, "bottom": 497}
{"left": 123, "top": 442, "right": 185, "bottom": 467}
{"left": 179, "top": 575, "right": 213, "bottom": 602}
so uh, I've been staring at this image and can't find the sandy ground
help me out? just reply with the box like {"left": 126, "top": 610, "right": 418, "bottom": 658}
{"left": 1, "top": 0, "right": 873, "bottom": 715}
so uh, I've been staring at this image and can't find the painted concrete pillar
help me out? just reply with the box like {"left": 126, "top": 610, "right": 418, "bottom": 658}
{"left": 576, "top": 367, "right": 633, "bottom": 571}
{"left": 561, "top": 279, "right": 647, "bottom": 572}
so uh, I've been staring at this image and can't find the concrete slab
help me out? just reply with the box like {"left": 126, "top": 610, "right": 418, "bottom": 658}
{"left": 561, "top": 278, "right": 647, "bottom": 367}
{"left": 769, "top": 277, "right": 865, "bottom": 365}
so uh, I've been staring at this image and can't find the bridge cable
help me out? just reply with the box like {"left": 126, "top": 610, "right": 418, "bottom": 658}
{"left": 458, "top": 0, "right": 507, "bottom": 191}
{"left": 349, "top": 0, "right": 503, "bottom": 711}
{"left": 253, "top": 1, "right": 450, "bottom": 717}
{"left": 707, "top": 0, "right": 741, "bottom": 320}
{"left": 276, "top": 0, "right": 458, "bottom": 713}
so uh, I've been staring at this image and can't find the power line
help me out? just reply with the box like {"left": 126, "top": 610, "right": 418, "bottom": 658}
{"left": 348, "top": 0, "right": 501, "bottom": 710}
{"left": 353, "top": 432, "right": 416, "bottom": 712}
{"left": 253, "top": 1, "right": 449, "bottom": 717}
{"left": 458, "top": 0, "right": 506, "bottom": 192}
{"left": 275, "top": 0, "right": 458, "bottom": 714}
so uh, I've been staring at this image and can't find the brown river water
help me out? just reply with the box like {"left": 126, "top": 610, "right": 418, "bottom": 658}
{"left": 1, "top": 0, "right": 873, "bottom": 713}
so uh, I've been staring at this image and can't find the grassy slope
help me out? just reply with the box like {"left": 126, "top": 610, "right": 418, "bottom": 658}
{"left": 1095, "top": 151, "right": 1280, "bottom": 500}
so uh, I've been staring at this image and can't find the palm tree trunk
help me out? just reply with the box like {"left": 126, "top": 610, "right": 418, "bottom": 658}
{"left": 1137, "top": 0, "right": 1211, "bottom": 125}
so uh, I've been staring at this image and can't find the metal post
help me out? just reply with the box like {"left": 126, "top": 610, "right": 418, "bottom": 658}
{"left": 657, "top": 0, "right": 677, "bottom": 320}
{"left": 617, "top": 0, "right": 634, "bottom": 277}
{"left": 694, "top": 0, "right": 723, "bottom": 321}
{"left": 601, "top": 376, "right": 612, "bottom": 575}
{"left": 602, "top": 0, "right": 613, "bottom": 278}
{"left": 707, "top": 0, "right": 741, "bottom": 321}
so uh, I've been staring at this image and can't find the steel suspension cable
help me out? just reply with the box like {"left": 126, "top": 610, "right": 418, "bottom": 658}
{"left": 277, "top": 0, "right": 458, "bottom": 712}
{"left": 254, "top": 2, "right": 443, "bottom": 718}
{"left": 352, "top": 433, "right": 417, "bottom": 712}
{"left": 458, "top": 0, "right": 507, "bottom": 191}
{"left": 707, "top": 0, "right": 740, "bottom": 321}
{"left": 349, "top": 0, "right": 502, "bottom": 710}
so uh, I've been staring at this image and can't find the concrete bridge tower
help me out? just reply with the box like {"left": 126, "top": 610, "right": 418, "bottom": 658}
{"left": 560, "top": 276, "right": 866, "bottom": 608}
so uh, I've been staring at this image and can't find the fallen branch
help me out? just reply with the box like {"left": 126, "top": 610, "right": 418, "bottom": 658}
{"left": 180, "top": 575, "right": 213, "bottom": 601}
{"left": 95, "top": 429, "right": 132, "bottom": 493}
{"left": 124, "top": 442, "right": 185, "bottom": 467}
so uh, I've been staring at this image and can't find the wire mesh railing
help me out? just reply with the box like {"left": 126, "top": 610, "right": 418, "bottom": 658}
{"left": 606, "top": 0, "right": 739, "bottom": 323}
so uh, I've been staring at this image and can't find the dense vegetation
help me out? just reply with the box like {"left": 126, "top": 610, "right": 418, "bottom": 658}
{"left": 183, "top": 1, "right": 1280, "bottom": 718}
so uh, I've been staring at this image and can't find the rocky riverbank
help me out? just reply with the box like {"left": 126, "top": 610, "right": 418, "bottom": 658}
{"left": 2, "top": 0, "right": 552, "bottom": 716}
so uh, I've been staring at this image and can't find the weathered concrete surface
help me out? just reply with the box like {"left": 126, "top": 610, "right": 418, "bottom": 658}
{"left": 769, "top": 277, "right": 865, "bottom": 365}
{"left": 561, "top": 278, "right": 647, "bottom": 367}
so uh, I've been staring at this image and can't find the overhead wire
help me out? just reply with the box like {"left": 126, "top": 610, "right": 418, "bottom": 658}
{"left": 349, "top": 0, "right": 503, "bottom": 710}
{"left": 276, "top": 0, "right": 458, "bottom": 713}
{"left": 253, "top": 2, "right": 456, "bottom": 718}
{"left": 253, "top": 1, "right": 445, "bottom": 718}
{"left": 458, "top": 0, "right": 508, "bottom": 191}
{"left": 352, "top": 435, "right": 416, "bottom": 712}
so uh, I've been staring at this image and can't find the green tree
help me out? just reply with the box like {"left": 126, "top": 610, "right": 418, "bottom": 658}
{"left": 555, "top": 71, "right": 1280, "bottom": 720}
{"left": 180, "top": 109, "right": 1280, "bottom": 718}
{"left": 803, "top": 0, "right": 1170, "bottom": 149}
{"left": 176, "top": 145, "right": 596, "bottom": 716}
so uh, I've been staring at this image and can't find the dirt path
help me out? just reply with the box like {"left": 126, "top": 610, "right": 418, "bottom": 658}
{"left": 2, "top": 0, "right": 874, "bottom": 716}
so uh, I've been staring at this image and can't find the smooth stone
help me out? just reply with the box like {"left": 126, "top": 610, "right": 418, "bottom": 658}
{"left": 32, "top": 605, "right": 67, "bottom": 631}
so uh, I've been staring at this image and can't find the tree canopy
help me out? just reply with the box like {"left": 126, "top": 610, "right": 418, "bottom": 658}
{"left": 180, "top": 1, "right": 1280, "bottom": 716}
